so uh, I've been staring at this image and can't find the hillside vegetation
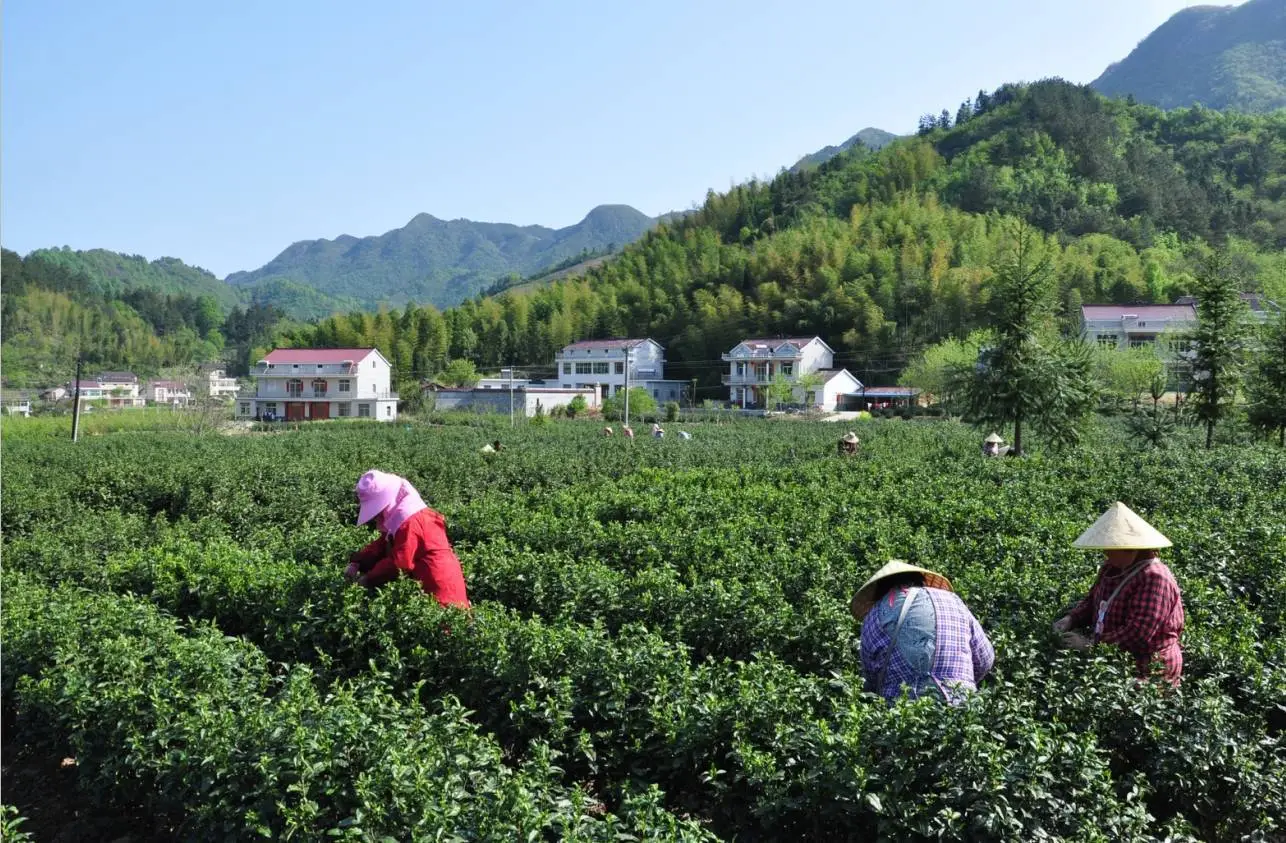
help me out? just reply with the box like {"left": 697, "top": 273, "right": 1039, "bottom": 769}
{"left": 276, "top": 80, "right": 1286, "bottom": 397}
{"left": 1093, "top": 0, "right": 1286, "bottom": 112}
{"left": 225, "top": 204, "right": 660, "bottom": 311}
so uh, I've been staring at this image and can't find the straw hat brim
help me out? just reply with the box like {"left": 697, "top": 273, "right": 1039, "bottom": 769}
{"left": 841, "top": 432, "right": 859, "bottom": 444}
{"left": 850, "top": 560, "right": 952, "bottom": 620}
{"left": 1072, "top": 501, "right": 1172, "bottom": 549}
{"left": 984, "top": 433, "right": 1004, "bottom": 444}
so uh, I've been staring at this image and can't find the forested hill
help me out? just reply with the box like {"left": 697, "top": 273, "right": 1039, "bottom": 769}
{"left": 1093, "top": 0, "right": 1286, "bottom": 113}
{"left": 295, "top": 79, "right": 1286, "bottom": 397}
{"left": 791, "top": 127, "right": 901, "bottom": 171}
{"left": 26, "top": 247, "right": 240, "bottom": 311}
{"left": 224, "top": 204, "right": 660, "bottom": 311}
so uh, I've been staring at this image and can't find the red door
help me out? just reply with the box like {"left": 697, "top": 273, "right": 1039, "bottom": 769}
{"left": 285, "top": 402, "right": 306, "bottom": 421}
{"left": 311, "top": 402, "right": 330, "bottom": 420}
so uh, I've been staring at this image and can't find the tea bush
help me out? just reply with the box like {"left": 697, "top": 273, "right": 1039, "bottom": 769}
{"left": 2, "top": 420, "right": 1283, "bottom": 840}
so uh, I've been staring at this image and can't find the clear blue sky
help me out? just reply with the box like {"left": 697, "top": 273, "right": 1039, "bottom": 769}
{"left": 2, "top": 0, "right": 1234, "bottom": 278}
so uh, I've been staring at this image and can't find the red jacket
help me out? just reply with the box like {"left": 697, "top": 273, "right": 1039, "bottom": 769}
{"left": 350, "top": 508, "right": 470, "bottom": 608}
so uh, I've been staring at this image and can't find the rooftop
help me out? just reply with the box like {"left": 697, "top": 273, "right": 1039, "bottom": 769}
{"left": 738, "top": 337, "right": 816, "bottom": 349}
{"left": 560, "top": 338, "right": 654, "bottom": 352}
{"left": 261, "top": 348, "right": 378, "bottom": 365}
{"left": 1081, "top": 304, "right": 1196, "bottom": 321}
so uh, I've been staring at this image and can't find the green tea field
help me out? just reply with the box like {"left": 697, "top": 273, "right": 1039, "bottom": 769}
{"left": 2, "top": 421, "right": 1284, "bottom": 841}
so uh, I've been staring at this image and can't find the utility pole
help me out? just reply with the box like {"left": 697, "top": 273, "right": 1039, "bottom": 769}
{"left": 508, "top": 365, "right": 515, "bottom": 428}
{"left": 623, "top": 345, "right": 631, "bottom": 427}
{"left": 71, "top": 354, "right": 83, "bottom": 443}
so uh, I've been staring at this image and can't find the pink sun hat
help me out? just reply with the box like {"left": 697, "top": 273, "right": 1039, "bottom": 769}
{"left": 355, "top": 469, "right": 402, "bottom": 526}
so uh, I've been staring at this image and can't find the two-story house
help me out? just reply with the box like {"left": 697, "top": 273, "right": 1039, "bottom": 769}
{"left": 1080, "top": 304, "right": 1197, "bottom": 351}
{"left": 554, "top": 339, "right": 688, "bottom": 404}
{"left": 722, "top": 336, "right": 861, "bottom": 410}
{"left": 235, "top": 348, "right": 399, "bottom": 422}
{"left": 206, "top": 369, "right": 241, "bottom": 399}
{"left": 97, "top": 372, "right": 145, "bottom": 408}
{"left": 147, "top": 380, "right": 193, "bottom": 405}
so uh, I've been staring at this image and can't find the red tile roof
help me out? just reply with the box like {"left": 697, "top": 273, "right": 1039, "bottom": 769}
{"left": 261, "top": 348, "right": 378, "bottom": 364}
{"left": 739, "top": 337, "right": 816, "bottom": 349}
{"left": 1081, "top": 305, "right": 1195, "bottom": 321}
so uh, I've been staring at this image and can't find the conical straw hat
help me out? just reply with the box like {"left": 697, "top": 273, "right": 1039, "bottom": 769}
{"left": 984, "top": 433, "right": 1004, "bottom": 444}
{"left": 850, "top": 560, "right": 952, "bottom": 621}
{"left": 841, "top": 431, "right": 859, "bottom": 444}
{"left": 1072, "top": 501, "right": 1171, "bottom": 550}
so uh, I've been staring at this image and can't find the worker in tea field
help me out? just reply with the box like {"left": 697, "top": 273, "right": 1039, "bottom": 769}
{"left": 1053, "top": 502, "right": 1184, "bottom": 686}
{"left": 603, "top": 426, "right": 614, "bottom": 436}
{"left": 652, "top": 423, "right": 665, "bottom": 438}
{"left": 851, "top": 560, "right": 994, "bottom": 704}
{"left": 837, "top": 431, "right": 859, "bottom": 456}
{"left": 982, "top": 433, "right": 1010, "bottom": 457}
{"left": 344, "top": 469, "right": 470, "bottom": 608}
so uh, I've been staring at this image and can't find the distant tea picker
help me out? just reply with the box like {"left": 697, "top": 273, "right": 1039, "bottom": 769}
{"left": 1053, "top": 502, "right": 1184, "bottom": 686}
{"left": 345, "top": 470, "right": 470, "bottom": 609}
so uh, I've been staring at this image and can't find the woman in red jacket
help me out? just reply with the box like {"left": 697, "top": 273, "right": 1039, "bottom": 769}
{"left": 344, "top": 469, "right": 470, "bottom": 608}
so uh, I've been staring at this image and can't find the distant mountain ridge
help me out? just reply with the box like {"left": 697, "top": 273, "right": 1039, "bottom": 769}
{"left": 791, "top": 127, "right": 900, "bottom": 171}
{"left": 225, "top": 204, "right": 659, "bottom": 311}
{"left": 1092, "top": 0, "right": 1286, "bottom": 112}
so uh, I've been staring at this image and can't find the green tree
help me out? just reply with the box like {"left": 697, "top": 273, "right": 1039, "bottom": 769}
{"left": 1095, "top": 345, "right": 1165, "bottom": 409}
{"left": 438, "top": 358, "right": 480, "bottom": 388}
{"left": 566, "top": 394, "right": 588, "bottom": 419}
{"left": 602, "top": 387, "right": 656, "bottom": 422}
{"left": 900, "top": 330, "right": 990, "bottom": 410}
{"left": 1246, "top": 311, "right": 1286, "bottom": 446}
{"left": 1190, "top": 252, "right": 1252, "bottom": 448}
{"left": 950, "top": 224, "right": 1098, "bottom": 454}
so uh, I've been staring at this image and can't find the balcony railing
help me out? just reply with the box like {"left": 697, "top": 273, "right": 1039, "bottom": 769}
{"left": 723, "top": 373, "right": 790, "bottom": 385}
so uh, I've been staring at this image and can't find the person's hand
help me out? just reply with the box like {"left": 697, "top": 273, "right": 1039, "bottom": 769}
{"left": 1060, "top": 631, "right": 1092, "bottom": 651}
{"left": 1052, "top": 615, "right": 1074, "bottom": 634}
{"left": 344, "top": 562, "right": 361, "bottom": 581}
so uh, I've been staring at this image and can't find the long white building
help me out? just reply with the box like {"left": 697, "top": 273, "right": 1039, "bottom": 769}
{"left": 554, "top": 338, "right": 688, "bottom": 404}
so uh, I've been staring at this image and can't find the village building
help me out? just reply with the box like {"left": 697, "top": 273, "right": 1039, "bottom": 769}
{"left": 235, "top": 348, "right": 398, "bottom": 422}
{"left": 1079, "top": 304, "right": 1198, "bottom": 350}
{"left": 95, "top": 372, "right": 146, "bottom": 408}
{"left": 554, "top": 339, "right": 688, "bottom": 404}
{"left": 147, "top": 380, "right": 193, "bottom": 406}
{"left": 428, "top": 384, "right": 599, "bottom": 417}
{"left": 1, "top": 389, "right": 34, "bottom": 417}
{"left": 722, "top": 336, "right": 862, "bottom": 410}
{"left": 206, "top": 368, "right": 241, "bottom": 399}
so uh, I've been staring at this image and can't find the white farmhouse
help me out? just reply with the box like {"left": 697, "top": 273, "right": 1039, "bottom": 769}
{"left": 1080, "top": 304, "right": 1197, "bottom": 350}
{"left": 206, "top": 369, "right": 241, "bottom": 399}
{"left": 147, "top": 380, "right": 193, "bottom": 406}
{"left": 554, "top": 338, "right": 688, "bottom": 404}
{"left": 96, "top": 372, "right": 146, "bottom": 408}
{"left": 722, "top": 336, "right": 862, "bottom": 410}
{"left": 236, "top": 348, "right": 399, "bottom": 422}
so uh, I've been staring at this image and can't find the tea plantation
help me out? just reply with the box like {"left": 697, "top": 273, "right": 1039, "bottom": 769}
{"left": 2, "top": 420, "right": 1283, "bottom": 841}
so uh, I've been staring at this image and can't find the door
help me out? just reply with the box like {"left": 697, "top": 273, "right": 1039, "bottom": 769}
{"left": 285, "top": 402, "right": 306, "bottom": 421}
{"left": 311, "top": 401, "right": 330, "bottom": 420}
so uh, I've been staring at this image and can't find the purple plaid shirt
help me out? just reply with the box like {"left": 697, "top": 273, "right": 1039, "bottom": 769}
{"left": 860, "top": 586, "right": 994, "bottom": 704}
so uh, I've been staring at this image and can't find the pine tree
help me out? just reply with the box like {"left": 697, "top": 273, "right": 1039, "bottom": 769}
{"left": 1246, "top": 311, "right": 1286, "bottom": 446}
{"left": 1190, "top": 252, "right": 1251, "bottom": 448}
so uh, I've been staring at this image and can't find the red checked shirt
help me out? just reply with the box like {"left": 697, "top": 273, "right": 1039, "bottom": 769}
{"left": 1066, "top": 555, "right": 1184, "bottom": 685}
{"left": 350, "top": 508, "right": 470, "bottom": 608}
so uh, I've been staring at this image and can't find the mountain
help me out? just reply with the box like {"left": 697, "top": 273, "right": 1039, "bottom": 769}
{"left": 791, "top": 127, "right": 900, "bottom": 171}
{"left": 1093, "top": 0, "right": 1286, "bottom": 112}
{"left": 25, "top": 247, "right": 240, "bottom": 311}
{"left": 227, "top": 204, "right": 659, "bottom": 311}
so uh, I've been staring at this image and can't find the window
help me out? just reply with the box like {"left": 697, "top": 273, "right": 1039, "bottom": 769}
{"left": 652, "top": 389, "right": 659, "bottom": 398}
{"left": 593, "top": 362, "right": 609, "bottom": 374}
{"left": 371, "top": 360, "right": 376, "bottom": 368}
{"left": 1097, "top": 334, "right": 1119, "bottom": 347}
{"left": 317, "top": 364, "right": 324, "bottom": 370}
{"left": 266, "top": 364, "right": 275, "bottom": 370}
{"left": 292, "top": 364, "right": 299, "bottom": 370}
{"left": 338, "top": 403, "right": 351, "bottom": 417}
{"left": 312, "top": 379, "right": 328, "bottom": 397}
{"left": 286, "top": 379, "right": 303, "bottom": 397}
{"left": 781, "top": 363, "right": 793, "bottom": 376}
{"left": 563, "top": 363, "right": 572, "bottom": 374}
{"left": 239, "top": 402, "right": 250, "bottom": 415}
{"left": 339, "top": 379, "right": 351, "bottom": 393}
{"left": 575, "top": 362, "right": 593, "bottom": 375}
{"left": 385, "top": 405, "right": 392, "bottom": 417}
{"left": 614, "top": 362, "right": 624, "bottom": 374}
{"left": 669, "top": 390, "right": 676, "bottom": 399}
{"left": 264, "top": 402, "right": 278, "bottom": 415}
{"left": 358, "top": 403, "right": 371, "bottom": 418}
